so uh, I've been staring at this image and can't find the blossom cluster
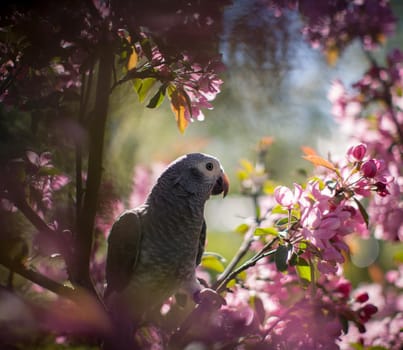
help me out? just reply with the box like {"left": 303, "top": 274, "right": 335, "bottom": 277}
{"left": 189, "top": 141, "right": 397, "bottom": 349}
{"left": 0, "top": 151, "right": 69, "bottom": 217}
{"left": 338, "top": 266, "right": 403, "bottom": 349}
{"left": 328, "top": 49, "right": 403, "bottom": 241}
{"left": 196, "top": 262, "right": 380, "bottom": 349}
{"left": 266, "top": 0, "right": 396, "bottom": 62}
{"left": 0, "top": 6, "right": 98, "bottom": 108}
{"left": 274, "top": 143, "right": 392, "bottom": 273}
{"left": 117, "top": 29, "right": 224, "bottom": 132}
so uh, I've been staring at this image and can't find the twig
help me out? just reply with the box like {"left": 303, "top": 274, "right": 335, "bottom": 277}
{"left": 212, "top": 226, "right": 255, "bottom": 291}
{"left": 213, "top": 192, "right": 266, "bottom": 291}
{"left": 0, "top": 258, "right": 77, "bottom": 300}
{"left": 215, "top": 238, "right": 278, "bottom": 294}
{"left": 9, "top": 196, "right": 71, "bottom": 257}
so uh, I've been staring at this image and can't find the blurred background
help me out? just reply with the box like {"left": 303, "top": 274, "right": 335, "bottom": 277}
{"left": 102, "top": 0, "right": 403, "bottom": 286}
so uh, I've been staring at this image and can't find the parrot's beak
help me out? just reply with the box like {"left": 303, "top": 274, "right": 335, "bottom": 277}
{"left": 212, "top": 172, "right": 230, "bottom": 197}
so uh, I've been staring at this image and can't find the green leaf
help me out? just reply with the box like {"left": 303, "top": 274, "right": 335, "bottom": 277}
{"left": 235, "top": 223, "right": 250, "bottom": 234}
{"left": 226, "top": 278, "right": 237, "bottom": 289}
{"left": 146, "top": 85, "right": 166, "bottom": 109}
{"left": 38, "top": 167, "right": 62, "bottom": 176}
{"left": 353, "top": 198, "right": 369, "bottom": 228}
{"left": 289, "top": 252, "right": 298, "bottom": 266}
{"left": 271, "top": 204, "right": 288, "bottom": 215}
{"left": 254, "top": 227, "right": 278, "bottom": 237}
{"left": 275, "top": 245, "right": 289, "bottom": 271}
{"left": 297, "top": 241, "right": 308, "bottom": 251}
{"left": 201, "top": 252, "right": 226, "bottom": 273}
{"left": 132, "top": 78, "right": 142, "bottom": 93}
{"left": 275, "top": 217, "right": 289, "bottom": 228}
{"left": 136, "top": 77, "right": 156, "bottom": 103}
{"left": 225, "top": 270, "right": 247, "bottom": 289}
{"left": 203, "top": 251, "right": 227, "bottom": 263}
{"left": 295, "top": 257, "right": 311, "bottom": 282}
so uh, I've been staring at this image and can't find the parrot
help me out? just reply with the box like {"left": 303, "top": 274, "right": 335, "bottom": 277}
{"left": 103, "top": 153, "right": 229, "bottom": 347}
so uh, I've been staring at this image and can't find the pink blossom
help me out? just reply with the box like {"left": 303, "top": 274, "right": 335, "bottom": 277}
{"left": 274, "top": 186, "right": 294, "bottom": 209}
{"left": 361, "top": 159, "right": 378, "bottom": 178}
{"left": 275, "top": 183, "right": 303, "bottom": 209}
{"left": 348, "top": 143, "right": 367, "bottom": 162}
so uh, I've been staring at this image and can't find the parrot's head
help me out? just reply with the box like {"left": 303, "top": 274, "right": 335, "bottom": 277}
{"left": 159, "top": 153, "right": 229, "bottom": 200}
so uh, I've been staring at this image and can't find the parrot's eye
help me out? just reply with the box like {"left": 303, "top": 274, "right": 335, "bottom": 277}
{"left": 205, "top": 162, "right": 214, "bottom": 171}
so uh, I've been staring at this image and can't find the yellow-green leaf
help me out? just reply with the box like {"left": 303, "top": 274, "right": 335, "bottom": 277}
{"left": 147, "top": 85, "right": 166, "bottom": 109}
{"left": 254, "top": 227, "right": 278, "bottom": 237}
{"left": 296, "top": 258, "right": 311, "bottom": 282}
{"left": 201, "top": 254, "right": 226, "bottom": 273}
{"left": 136, "top": 77, "right": 156, "bottom": 103}
{"left": 235, "top": 223, "right": 250, "bottom": 234}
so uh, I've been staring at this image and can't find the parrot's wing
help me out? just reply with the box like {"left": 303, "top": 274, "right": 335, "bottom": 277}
{"left": 196, "top": 219, "right": 207, "bottom": 267}
{"left": 104, "top": 210, "right": 142, "bottom": 298}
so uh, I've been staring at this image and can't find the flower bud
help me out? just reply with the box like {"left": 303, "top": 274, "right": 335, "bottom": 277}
{"left": 358, "top": 304, "right": 378, "bottom": 322}
{"left": 355, "top": 292, "right": 369, "bottom": 303}
{"left": 361, "top": 159, "right": 377, "bottom": 178}
{"left": 348, "top": 144, "right": 367, "bottom": 161}
{"left": 336, "top": 281, "right": 351, "bottom": 298}
{"left": 375, "top": 182, "right": 389, "bottom": 197}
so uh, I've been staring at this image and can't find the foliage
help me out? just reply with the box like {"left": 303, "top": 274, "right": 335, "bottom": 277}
{"left": 0, "top": 0, "right": 402, "bottom": 349}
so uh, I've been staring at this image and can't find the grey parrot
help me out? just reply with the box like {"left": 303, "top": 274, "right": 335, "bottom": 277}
{"left": 104, "top": 153, "right": 229, "bottom": 345}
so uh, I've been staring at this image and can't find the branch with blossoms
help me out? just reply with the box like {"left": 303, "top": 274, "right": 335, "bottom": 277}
{"left": 328, "top": 48, "right": 403, "bottom": 241}
{"left": 166, "top": 139, "right": 396, "bottom": 349}
{"left": 112, "top": 30, "right": 224, "bottom": 133}
{"left": 214, "top": 142, "right": 393, "bottom": 294}
{"left": 267, "top": 0, "right": 396, "bottom": 65}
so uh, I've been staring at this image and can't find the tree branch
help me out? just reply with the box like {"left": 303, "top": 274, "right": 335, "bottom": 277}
{"left": 215, "top": 238, "right": 278, "bottom": 294}
{"left": 0, "top": 258, "right": 77, "bottom": 300}
{"left": 213, "top": 192, "right": 267, "bottom": 291}
{"left": 74, "top": 27, "right": 114, "bottom": 293}
{"left": 212, "top": 226, "right": 255, "bottom": 290}
{"left": 9, "top": 196, "right": 71, "bottom": 258}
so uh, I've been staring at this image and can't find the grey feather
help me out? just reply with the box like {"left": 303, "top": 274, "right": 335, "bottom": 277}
{"left": 196, "top": 220, "right": 206, "bottom": 267}
{"left": 104, "top": 209, "right": 142, "bottom": 298}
